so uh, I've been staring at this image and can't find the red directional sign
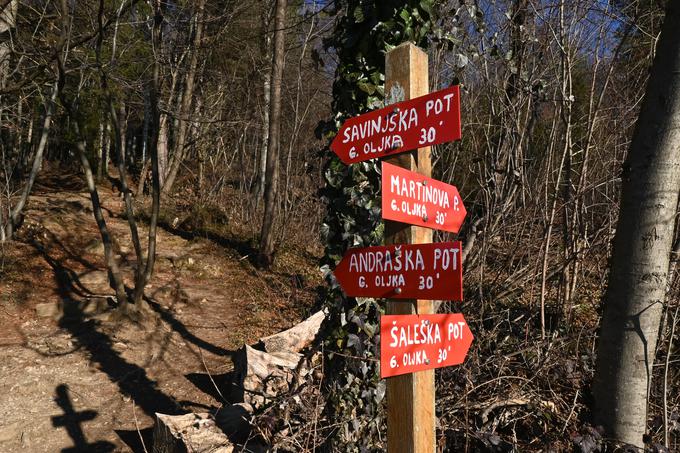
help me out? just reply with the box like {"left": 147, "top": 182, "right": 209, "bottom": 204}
{"left": 333, "top": 242, "right": 463, "bottom": 300}
{"left": 330, "top": 85, "right": 461, "bottom": 165}
{"left": 380, "top": 313, "right": 473, "bottom": 378}
{"left": 382, "top": 162, "right": 466, "bottom": 233}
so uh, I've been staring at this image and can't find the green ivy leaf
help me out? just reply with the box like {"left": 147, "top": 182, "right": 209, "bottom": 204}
{"left": 357, "top": 81, "right": 376, "bottom": 94}
{"left": 353, "top": 5, "right": 365, "bottom": 23}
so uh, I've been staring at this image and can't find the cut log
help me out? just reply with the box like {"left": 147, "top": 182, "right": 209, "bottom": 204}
{"left": 153, "top": 412, "right": 233, "bottom": 453}
{"left": 259, "top": 310, "right": 325, "bottom": 353}
{"left": 232, "top": 345, "right": 302, "bottom": 407}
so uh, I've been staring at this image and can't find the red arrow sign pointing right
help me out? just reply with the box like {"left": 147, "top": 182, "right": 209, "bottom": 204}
{"left": 380, "top": 313, "right": 473, "bottom": 378}
{"left": 382, "top": 162, "right": 467, "bottom": 233}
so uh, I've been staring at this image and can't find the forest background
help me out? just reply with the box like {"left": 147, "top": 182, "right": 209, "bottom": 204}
{"left": 0, "top": 0, "right": 678, "bottom": 451}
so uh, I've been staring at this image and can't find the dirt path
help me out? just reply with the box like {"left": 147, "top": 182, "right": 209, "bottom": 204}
{"left": 0, "top": 174, "right": 320, "bottom": 452}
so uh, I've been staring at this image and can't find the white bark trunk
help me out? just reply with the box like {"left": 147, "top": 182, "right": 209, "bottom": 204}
{"left": 158, "top": 113, "right": 168, "bottom": 188}
{"left": 0, "top": 1, "right": 17, "bottom": 154}
{"left": 258, "top": 69, "right": 270, "bottom": 197}
{"left": 0, "top": 1, "right": 17, "bottom": 34}
{"left": 97, "top": 118, "right": 105, "bottom": 180}
{"left": 593, "top": 3, "right": 680, "bottom": 447}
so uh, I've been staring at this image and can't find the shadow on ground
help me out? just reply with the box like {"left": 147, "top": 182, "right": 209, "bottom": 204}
{"left": 184, "top": 371, "right": 236, "bottom": 405}
{"left": 153, "top": 215, "right": 258, "bottom": 264}
{"left": 30, "top": 237, "right": 239, "bottom": 452}
{"left": 51, "top": 384, "right": 115, "bottom": 453}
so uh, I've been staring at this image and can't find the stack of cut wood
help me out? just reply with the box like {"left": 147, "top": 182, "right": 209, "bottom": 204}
{"left": 232, "top": 310, "right": 325, "bottom": 408}
{"left": 152, "top": 310, "right": 325, "bottom": 451}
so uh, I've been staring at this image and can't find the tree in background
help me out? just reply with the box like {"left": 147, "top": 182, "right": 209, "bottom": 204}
{"left": 258, "top": 0, "right": 287, "bottom": 268}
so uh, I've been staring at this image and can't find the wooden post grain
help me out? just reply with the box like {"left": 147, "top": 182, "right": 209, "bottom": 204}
{"left": 384, "top": 43, "right": 435, "bottom": 453}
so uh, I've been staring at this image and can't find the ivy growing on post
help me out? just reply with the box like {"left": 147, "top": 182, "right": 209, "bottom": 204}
{"left": 316, "top": 1, "right": 438, "bottom": 449}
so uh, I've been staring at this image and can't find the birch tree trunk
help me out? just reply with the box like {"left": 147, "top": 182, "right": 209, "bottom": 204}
{"left": 257, "top": 0, "right": 286, "bottom": 268}
{"left": 0, "top": 1, "right": 16, "bottom": 90}
{"left": 136, "top": 89, "right": 151, "bottom": 195}
{"left": 97, "top": 118, "right": 105, "bottom": 181}
{"left": 158, "top": 113, "right": 168, "bottom": 188}
{"left": 593, "top": 3, "right": 680, "bottom": 447}
{"left": 257, "top": 1, "right": 273, "bottom": 199}
{"left": 0, "top": 1, "right": 15, "bottom": 243}
{"left": 104, "top": 120, "right": 111, "bottom": 178}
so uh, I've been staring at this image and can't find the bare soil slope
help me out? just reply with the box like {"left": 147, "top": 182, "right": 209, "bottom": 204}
{"left": 0, "top": 173, "right": 320, "bottom": 452}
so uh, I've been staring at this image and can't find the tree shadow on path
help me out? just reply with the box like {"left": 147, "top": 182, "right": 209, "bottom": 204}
{"left": 33, "top": 239, "right": 182, "bottom": 414}
{"left": 31, "top": 236, "right": 241, "bottom": 451}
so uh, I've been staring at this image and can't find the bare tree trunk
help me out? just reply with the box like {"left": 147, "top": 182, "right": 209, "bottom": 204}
{"left": 97, "top": 117, "right": 105, "bottom": 181}
{"left": 57, "top": 0, "right": 128, "bottom": 306}
{"left": 136, "top": 88, "right": 151, "bottom": 195}
{"left": 136, "top": 157, "right": 149, "bottom": 196}
{"left": 257, "top": 1, "right": 274, "bottom": 199}
{"left": 0, "top": 1, "right": 16, "bottom": 89}
{"left": 158, "top": 113, "right": 168, "bottom": 187}
{"left": 593, "top": 3, "right": 680, "bottom": 447}
{"left": 0, "top": 1, "right": 14, "bottom": 244}
{"left": 161, "top": 0, "right": 206, "bottom": 196}
{"left": 101, "top": 118, "right": 111, "bottom": 179}
{"left": 108, "top": 97, "right": 144, "bottom": 272}
{"left": 67, "top": 113, "right": 129, "bottom": 306}
{"left": 194, "top": 98, "right": 204, "bottom": 196}
{"left": 258, "top": 71, "right": 271, "bottom": 197}
{"left": 26, "top": 114, "right": 33, "bottom": 151}
{"left": 0, "top": 1, "right": 17, "bottom": 203}
{"left": 92, "top": 0, "right": 148, "bottom": 314}
{"left": 3, "top": 81, "right": 58, "bottom": 240}
{"left": 133, "top": 0, "right": 163, "bottom": 304}
{"left": 117, "top": 102, "right": 127, "bottom": 169}
{"left": 15, "top": 95, "right": 23, "bottom": 170}
{"left": 257, "top": 0, "right": 287, "bottom": 268}
{"left": 280, "top": 9, "right": 316, "bottom": 242}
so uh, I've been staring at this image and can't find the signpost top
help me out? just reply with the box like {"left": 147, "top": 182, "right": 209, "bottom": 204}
{"left": 330, "top": 85, "right": 461, "bottom": 165}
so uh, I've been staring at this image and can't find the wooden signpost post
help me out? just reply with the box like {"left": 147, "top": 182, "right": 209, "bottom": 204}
{"left": 382, "top": 42, "right": 436, "bottom": 453}
{"left": 332, "top": 42, "right": 468, "bottom": 452}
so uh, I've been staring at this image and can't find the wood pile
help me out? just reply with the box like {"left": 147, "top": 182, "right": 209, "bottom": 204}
{"left": 153, "top": 310, "right": 325, "bottom": 451}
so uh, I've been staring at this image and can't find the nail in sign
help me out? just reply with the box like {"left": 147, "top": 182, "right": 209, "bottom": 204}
{"left": 380, "top": 313, "right": 473, "bottom": 378}
{"left": 333, "top": 242, "right": 463, "bottom": 300}
{"left": 330, "top": 85, "right": 462, "bottom": 165}
{"left": 382, "top": 162, "right": 466, "bottom": 233}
